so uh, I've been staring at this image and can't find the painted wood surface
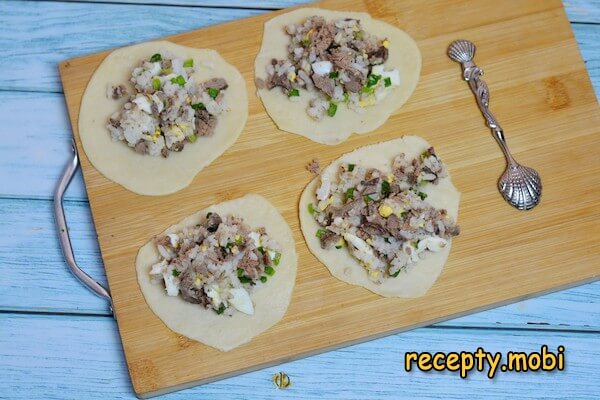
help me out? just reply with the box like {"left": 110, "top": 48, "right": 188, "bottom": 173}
{"left": 0, "top": 0, "right": 599, "bottom": 398}
{"left": 2, "top": 314, "right": 598, "bottom": 399}
{"left": 1, "top": 1, "right": 599, "bottom": 96}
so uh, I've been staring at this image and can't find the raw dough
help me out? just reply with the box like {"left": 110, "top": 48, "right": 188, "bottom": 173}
{"left": 79, "top": 41, "right": 248, "bottom": 195}
{"left": 299, "top": 136, "right": 460, "bottom": 297}
{"left": 136, "top": 194, "right": 298, "bottom": 351}
{"left": 255, "top": 8, "right": 421, "bottom": 145}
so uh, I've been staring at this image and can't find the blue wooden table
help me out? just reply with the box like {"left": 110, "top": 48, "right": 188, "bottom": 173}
{"left": 1, "top": 1, "right": 599, "bottom": 398}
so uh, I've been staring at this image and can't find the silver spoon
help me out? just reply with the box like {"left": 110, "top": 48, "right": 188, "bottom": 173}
{"left": 447, "top": 40, "right": 542, "bottom": 210}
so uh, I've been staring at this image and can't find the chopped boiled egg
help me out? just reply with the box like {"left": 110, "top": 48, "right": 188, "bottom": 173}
{"left": 248, "top": 231, "right": 262, "bottom": 248}
{"left": 378, "top": 204, "right": 393, "bottom": 218}
{"left": 162, "top": 271, "right": 179, "bottom": 296}
{"left": 311, "top": 61, "right": 333, "bottom": 76}
{"left": 228, "top": 288, "right": 254, "bottom": 315}
{"left": 132, "top": 94, "right": 153, "bottom": 114}
{"left": 205, "top": 284, "right": 222, "bottom": 307}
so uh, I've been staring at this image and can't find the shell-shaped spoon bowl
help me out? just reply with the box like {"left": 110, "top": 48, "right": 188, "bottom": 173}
{"left": 447, "top": 39, "right": 476, "bottom": 63}
{"left": 498, "top": 163, "right": 542, "bottom": 210}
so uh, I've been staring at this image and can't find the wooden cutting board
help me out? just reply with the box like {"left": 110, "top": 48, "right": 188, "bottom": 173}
{"left": 59, "top": 0, "right": 600, "bottom": 397}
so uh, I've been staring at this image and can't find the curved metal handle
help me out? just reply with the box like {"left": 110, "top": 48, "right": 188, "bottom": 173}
{"left": 53, "top": 139, "right": 114, "bottom": 314}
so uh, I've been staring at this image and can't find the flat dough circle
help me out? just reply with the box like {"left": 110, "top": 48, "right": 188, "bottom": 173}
{"left": 254, "top": 8, "right": 421, "bottom": 145}
{"left": 79, "top": 40, "right": 248, "bottom": 196}
{"left": 299, "top": 136, "right": 460, "bottom": 297}
{"left": 136, "top": 194, "right": 298, "bottom": 351}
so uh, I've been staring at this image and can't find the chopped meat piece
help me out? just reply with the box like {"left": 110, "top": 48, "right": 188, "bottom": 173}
{"left": 111, "top": 84, "right": 127, "bottom": 100}
{"left": 266, "top": 71, "right": 293, "bottom": 92}
{"left": 320, "top": 230, "right": 341, "bottom": 250}
{"left": 203, "top": 78, "right": 228, "bottom": 90}
{"left": 343, "top": 69, "right": 365, "bottom": 93}
{"left": 368, "top": 45, "right": 389, "bottom": 64}
{"left": 160, "top": 147, "right": 169, "bottom": 158}
{"left": 170, "top": 141, "right": 185, "bottom": 152}
{"left": 306, "top": 159, "right": 321, "bottom": 175}
{"left": 329, "top": 48, "right": 354, "bottom": 71}
{"left": 312, "top": 73, "right": 336, "bottom": 98}
{"left": 205, "top": 212, "right": 222, "bottom": 233}
{"left": 134, "top": 140, "right": 147, "bottom": 154}
{"left": 312, "top": 23, "right": 336, "bottom": 56}
{"left": 195, "top": 109, "right": 217, "bottom": 137}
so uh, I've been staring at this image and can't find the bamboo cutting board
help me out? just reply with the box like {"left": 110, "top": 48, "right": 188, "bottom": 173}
{"left": 59, "top": 0, "right": 600, "bottom": 397}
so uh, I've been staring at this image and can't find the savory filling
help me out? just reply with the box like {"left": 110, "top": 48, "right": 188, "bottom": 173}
{"left": 308, "top": 148, "right": 460, "bottom": 282}
{"left": 106, "top": 53, "right": 229, "bottom": 157}
{"left": 258, "top": 15, "right": 400, "bottom": 120}
{"left": 149, "top": 212, "right": 282, "bottom": 315}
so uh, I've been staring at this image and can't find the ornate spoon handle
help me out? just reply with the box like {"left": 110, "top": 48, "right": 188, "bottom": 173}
{"left": 447, "top": 40, "right": 542, "bottom": 210}
{"left": 454, "top": 47, "right": 514, "bottom": 163}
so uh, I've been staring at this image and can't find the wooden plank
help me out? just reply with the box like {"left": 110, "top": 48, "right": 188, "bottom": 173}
{"left": 0, "top": 91, "right": 87, "bottom": 200}
{"left": 1, "top": 197, "right": 599, "bottom": 330}
{"left": 0, "top": 1, "right": 598, "bottom": 94}
{"left": 42, "top": 0, "right": 600, "bottom": 23}
{"left": 57, "top": 0, "right": 600, "bottom": 395}
{"left": 1, "top": 313, "right": 598, "bottom": 399}
{"left": 0, "top": 1, "right": 262, "bottom": 92}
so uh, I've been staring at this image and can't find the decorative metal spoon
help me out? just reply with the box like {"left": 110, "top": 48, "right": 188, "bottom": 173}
{"left": 447, "top": 40, "right": 542, "bottom": 210}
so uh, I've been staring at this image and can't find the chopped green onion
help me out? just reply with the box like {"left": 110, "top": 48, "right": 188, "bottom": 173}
{"left": 363, "top": 194, "right": 373, "bottom": 204}
{"left": 208, "top": 87, "right": 220, "bottom": 99}
{"left": 237, "top": 268, "right": 244, "bottom": 277}
{"left": 343, "top": 92, "right": 350, "bottom": 103}
{"left": 187, "top": 134, "right": 197, "bottom": 143}
{"left": 308, "top": 203, "right": 316, "bottom": 216}
{"left": 265, "top": 266, "right": 275, "bottom": 276}
{"left": 288, "top": 88, "right": 300, "bottom": 97}
{"left": 235, "top": 235, "right": 244, "bottom": 246}
{"left": 152, "top": 78, "right": 161, "bottom": 91}
{"left": 260, "top": 276, "right": 268, "bottom": 283}
{"left": 335, "top": 240, "right": 345, "bottom": 249}
{"left": 215, "top": 304, "right": 226, "bottom": 314}
{"left": 381, "top": 180, "right": 391, "bottom": 197}
{"left": 316, "top": 229, "right": 328, "bottom": 239}
{"left": 257, "top": 246, "right": 265, "bottom": 254}
{"left": 384, "top": 77, "right": 392, "bottom": 87}
{"left": 346, "top": 187, "right": 355, "bottom": 200}
{"left": 367, "top": 74, "right": 382, "bottom": 87}
{"left": 172, "top": 269, "right": 180, "bottom": 277}
{"left": 355, "top": 30, "right": 364, "bottom": 40}
{"left": 327, "top": 102, "right": 338, "bottom": 117}
{"left": 239, "top": 276, "right": 253, "bottom": 284}
{"left": 348, "top": 163, "right": 355, "bottom": 172}
{"left": 161, "top": 67, "right": 172, "bottom": 75}
{"left": 390, "top": 269, "right": 401, "bottom": 278}
{"left": 206, "top": 212, "right": 213, "bottom": 218}
{"left": 191, "top": 102, "right": 205, "bottom": 110}
{"left": 150, "top": 53, "right": 162, "bottom": 62}
{"left": 302, "top": 38, "right": 311, "bottom": 47}
{"left": 361, "top": 86, "right": 375, "bottom": 95}
{"left": 420, "top": 151, "right": 430, "bottom": 160}
{"left": 170, "top": 75, "right": 186, "bottom": 87}
{"left": 273, "top": 252, "right": 282, "bottom": 266}
{"left": 183, "top": 58, "right": 194, "bottom": 68}
{"left": 329, "top": 71, "right": 339, "bottom": 79}
{"left": 417, "top": 191, "right": 428, "bottom": 200}
{"left": 400, "top": 211, "right": 408, "bottom": 218}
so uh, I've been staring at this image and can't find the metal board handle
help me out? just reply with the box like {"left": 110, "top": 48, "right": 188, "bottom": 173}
{"left": 53, "top": 139, "right": 114, "bottom": 314}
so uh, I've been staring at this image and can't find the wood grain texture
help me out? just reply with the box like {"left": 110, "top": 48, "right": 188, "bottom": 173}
{"left": 55, "top": 0, "right": 600, "bottom": 395}
{"left": 0, "top": 1, "right": 598, "bottom": 96}
{"left": 2, "top": 197, "right": 599, "bottom": 331}
{"left": 1, "top": 314, "right": 598, "bottom": 399}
